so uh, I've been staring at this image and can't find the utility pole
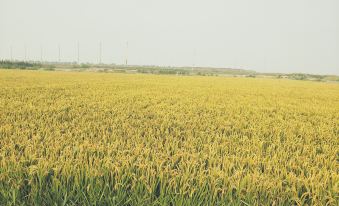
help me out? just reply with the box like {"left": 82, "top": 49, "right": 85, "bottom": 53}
{"left": 40, "top": 45, "right": 43, "bottom": 62}
{"left": 24, "top": 45, "right": 27, "bottom": 62}
{"left": 58, "top": 44, "right": 61, "bottom": 63}
{"left": 99, "top": 42, "right": 102, "bottom": 64}
{"left": 77, "top": 42, "right": 80, "bottom": 64}
{"left": 125, "top": 41, "right": 128, "bottom": 65}
{"left": 10, "top": 45, "right": 13, "bottom": 61}
{"left": 192, "top": 49, "right": 197, "bottom": 71}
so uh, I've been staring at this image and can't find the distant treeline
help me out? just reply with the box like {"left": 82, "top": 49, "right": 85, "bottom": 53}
{"left": 0, "top": 60, "right": 42, "bottom": 70}
{"left": 0, "top": 61, "right": 58, "bottom": 70}
{"left": 1, "top": 60, "right": 337, "bottom": 81}
{"left": 137, "top": 67, "right": 190, "bottom": 75}
{"left": 279, "top": 73, "right": 338, "bottom": 81}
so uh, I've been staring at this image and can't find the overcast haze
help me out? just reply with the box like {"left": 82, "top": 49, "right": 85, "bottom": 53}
{"left": 0, "top": 0, "right": 338, "bottom": 75}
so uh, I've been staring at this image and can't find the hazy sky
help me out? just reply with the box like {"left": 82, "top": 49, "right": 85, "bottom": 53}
{"left": 1, "top": 0, "right": 338, "bottom": 75}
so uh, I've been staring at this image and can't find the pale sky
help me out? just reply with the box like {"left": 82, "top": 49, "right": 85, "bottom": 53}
{"left": 0, "top": 0, "right": 338, "bottom": 75}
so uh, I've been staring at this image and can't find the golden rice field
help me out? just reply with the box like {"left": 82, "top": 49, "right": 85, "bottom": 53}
{"left": 0, "top": 69, "right": 338, "bottom": 205}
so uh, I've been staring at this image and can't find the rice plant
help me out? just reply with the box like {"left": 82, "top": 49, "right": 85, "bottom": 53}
{"left": 0, "top": 69, "right": 338, "bottom": 205}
